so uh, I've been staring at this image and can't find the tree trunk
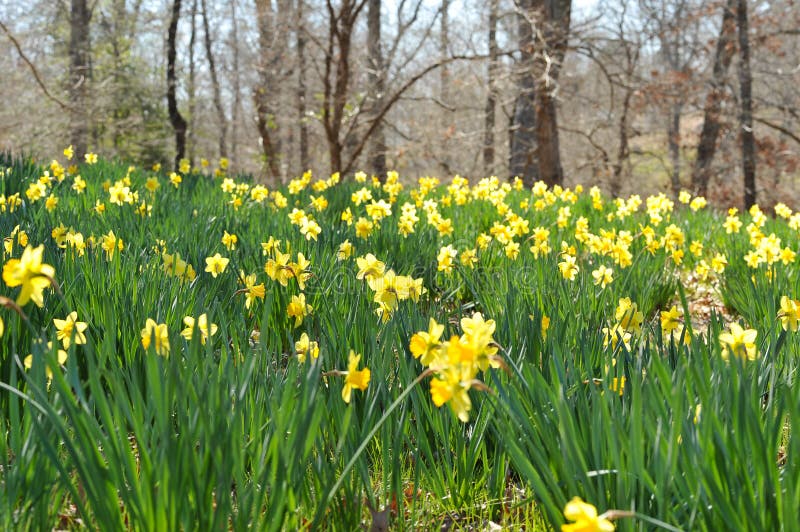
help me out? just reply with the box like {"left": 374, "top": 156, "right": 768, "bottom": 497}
{"left": 230, "top": 0, "right": 242, "bottom": 166}
{"left": 321, "top": 0, "right": 366, "bottom": 176}
{"left": 367, "top": 0, "right": 387, "bottom": 179}
{"left": 691, "top": 0, "right": 736, "bottom": 196}
{"left": 201, "top": 0, "right": 227, "bottom": 158}
{"left": 737, "top": 0, "right": 756, "bottom": 208}
{"left": 483, "top": 0, "right": 498, "bottom": 174}
{"left": 531, "top": 0, "right": 570, "bottom": 187}
{"left": 668, "top": 102, "right": 682, "bottom": 196}
{"left": 296, "top": 0, "right": 309, "bottom": 171}
{"left": 509, "top": 0, "right": 538, "bottom": 185}
{"left": 167, "top": 0, "right": 187, "bottom": 170}
{"left": 255, "top": 0, "right": 281, "bottom": 180}
{"left": 610, "top": 89, "right": 632, "bottom": 198}
{"left": 69, "top": 0, "right": 91, "bottom": 159}
{"left": 439, "top": 0, "right": 451, "bottom": 174}
{"left": 187, "top": 0, "right": 197, "bottom": 164}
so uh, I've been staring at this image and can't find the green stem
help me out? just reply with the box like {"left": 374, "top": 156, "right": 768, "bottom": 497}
{"left": 312, "top": 368, "right": 431, "bottom": 525}
{"left": 631, "top": 512, "right": 684, "bottom": 532}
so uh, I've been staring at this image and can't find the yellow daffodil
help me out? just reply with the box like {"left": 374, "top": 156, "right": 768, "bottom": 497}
{"left": 286, "top": 293, "right": 312, "bottom": 328}
{"left": 295, "top": 332, "right": 320, "bottom": 363}
{"left": 615, "top": 298, "right": 643, "bottom": 333}
{"left": 561, "top": 497, "right": 614, "bottom": 532}
{"left": 592, "top": 265, "right": 613, "bottom": 288}
{"left": 222, "top": 231, "right": 238, "bottom": 251}
{"left": 205, "top": 253, "right": 229, "bottom": 278}
{"left": 337, "top": 240, "right": 353, "bottom": 261}
{"left": 660, "top": 306, "right": 681, "bottom": 334}
{"left": 2, "top": 245, "right": 55, "bottom": 307}
{"left": 101, "top": 230, "right": 123, "bottom": 260}
{"left": 719, "top": 322, "right": 758, "bottom": 361}
{"left": 558, "top": 254, "right": 579, "bottom": 281}
{"left": 141, "top": 319, "right": 170, "bottom": 356}
{"left": 241, "top": 273, "right": 266, "bottom": 310}
{"left": 778, "top": 296, "right": 800, "bottom": 332}
{"left": 53, "top": 311, "right": 88, "bottom": 348}
{"left": 409, "top": 318, "right": 445, "bottom": 366}
{"left": 437, "top": 245, "right": 457, "bottom": 274}
{"left": 181, "top": 314, "right": 218, "bottom": 345}
{"left": 24, "top": 342, "right": 68, "bottom": 383}
{"left": 342, "top": 350, "right": 370, "bottom": 403}
{"left": 290, "top": 252, "right": 312, "bottom": 290}
{"left": 356, "top": 253, "right": 385, "bottom": 281}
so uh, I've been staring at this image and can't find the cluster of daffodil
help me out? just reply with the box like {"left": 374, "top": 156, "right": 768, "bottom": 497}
{"left": 735, "top": 205, "right": 798, "bottom": 269}
{"left": 5, "top": 149, "right": 800, "bottom": 415}
{"left": 350, "top": 253, "right": 427, "bottom": 322}
{"left": 161, "top": 249, "right": 197, "bottom": 282}
{"left": 0, "top": 244, "right": 74, "bottom": 382}
{"left": 409, "top": 312, "right": 500, "bottom": 422}
{"left": 3, "top": 225, "right": 29, "bottom": 255}
{"left": 704, "top": 294, "right": 800, "bottom": 364}
{"left": 602, "top": 297, "right": 645, "bottom": 352}
{"left": 140, "top": 313, "right": 219, "bottom": 357}
{"left": 288, "top": 208, "right": 323, "bottom": 241}
{"left": 659, "top": 305, "right": 692, "bottom": 345}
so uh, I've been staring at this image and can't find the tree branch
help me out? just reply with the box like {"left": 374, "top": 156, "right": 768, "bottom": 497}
{"left": 754, "top": 116, "right": 800, "bottom": 147}
{"left": 0, "top": 20, "right": 72, "bottom": 112}
{"left": 342, "top": 54, "right": 488, "bottom": 175}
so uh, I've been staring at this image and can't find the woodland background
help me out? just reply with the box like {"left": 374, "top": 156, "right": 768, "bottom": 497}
{"left": 1, "top": 0, "right": 798, "bottom": 206}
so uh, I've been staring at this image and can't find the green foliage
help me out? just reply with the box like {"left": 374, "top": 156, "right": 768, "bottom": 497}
{"left": 1, "top": 155, "right": 799, "bottom": 529}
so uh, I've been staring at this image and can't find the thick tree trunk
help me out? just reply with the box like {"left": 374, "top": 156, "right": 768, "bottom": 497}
{"left": 691, "top": 0, "right": 736, "bottom": 196}
{"left": 255, "top": 0, "right": 281, "bottom": 180}
{"left": 201, "top": 0, "right": 227, "bottom": 158}
{"left": 535, "top": 89, "right": 564, "bottom": 186}
{"left": 483, "top": 0, "right": 498, "bottom": 174}
{"left": 321, "top": 0, "right": 366, "bottom": 176}
{"left": 69, "top": 0, "right": 91, "bottom": 159}
{"left": 531, "top": 0, "right": 570, "bottom": 187}
{"left": 167, "top": 0, "right": 187, "bottom": 170}
{"left": 367, "top": 0, "right": 387, "bottom": 179}
{"left": 296, "top": 0, "right": 309, "bottom": 171}
{"left": 737, "top": 0, "right": 756, "bottom": 208}
{"left": 509, "top": 0, "right": 538, "bottom": 185}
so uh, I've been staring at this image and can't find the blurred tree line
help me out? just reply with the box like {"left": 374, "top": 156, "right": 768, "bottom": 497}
{"left": 1, "top": 0, "right": 798, "bottom": 206}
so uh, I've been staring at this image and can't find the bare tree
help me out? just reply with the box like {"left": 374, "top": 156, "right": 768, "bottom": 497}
{"left": 510, "top": 0, "right": 539, "bottom": 184}
{"left": 532, "top": 0, "right": 571, "bottom": 187}
{"left": 321, "top": 0, "right": 368, "bottom": 174}
{"left": 737, "top": 0, "right": 756, "bottom": 207}
{"left": 187, "top": 0, "right": 198, "bottom": 164}
{"left": 439, "top": 0, "right": 451, "bottom": 174}
{"left": 691, "top": 0, "right": 736, "bottom": 196}
{"left": 254, "top": 0, "right": 281, "bottom": 180}
{"left": 639, "top": 0, "right": 703, "bottom": 196}
{"left": 167, "top": 0, "right": 187, "bottom": 169}
{"left": 366, "top": 0, "right": 387, "bottom": 179}
{"left": 229, "top": 0, "right": 243, "bottom": 166}
{"left": 201, "top": 0, "right": 228, "bottom": 158}
{"left": 296, "top": 0, "right": 309, "bottom": 171}
{"left": 69, "top": 0, "right": 91, "bottom": 158}
{"left": 483, "top": 0, "right": 498, "bottom": 174}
